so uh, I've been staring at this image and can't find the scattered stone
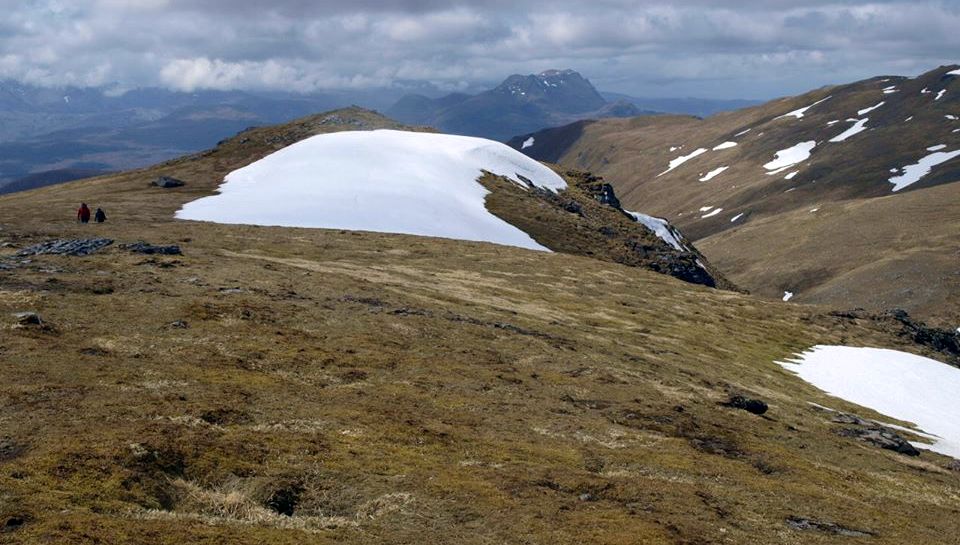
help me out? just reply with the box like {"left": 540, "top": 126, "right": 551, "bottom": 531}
{"left": 721, "top": 395, "right": 769, "bottom": 415}
{"left": 831, "top": 413, "right": 871, "bottom": 426}
{"left": 0, "top": 436, "right": 26, "bottom": 462}
{"left": 946, "top": 459, "right": 960, "bottom": 472}
{"left": 786, "top": 516, "right": 875, "bottom": 537}
{"left": 152, "top": 176, "right": 186, "bottom": 188}
{"left": 121, "top": 241, "right": 182, "bottom": 255}
{"left": 168, "top": 320, "right": 189, "bottom": 329}
{"left": 17, "top": 238, "right": 113, "bottom": 257}
{"left": 838, "top": 427, "right": 921, "bottom": 456}
{"left": 578, "top": 493, "right": 597, "bottom": 502}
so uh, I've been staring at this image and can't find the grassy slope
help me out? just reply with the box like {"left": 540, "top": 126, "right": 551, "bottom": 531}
{"left": 1, "top": 108, "right": 959, "bottom": 544}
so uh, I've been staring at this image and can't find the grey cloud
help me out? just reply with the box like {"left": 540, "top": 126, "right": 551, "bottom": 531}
{"left": 0, "top": 0, "right": 957, "bottom": 99}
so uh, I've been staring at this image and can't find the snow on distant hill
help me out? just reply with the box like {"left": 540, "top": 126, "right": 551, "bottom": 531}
{"left": 176, "top": 129, "right": 566, "bottom": 250}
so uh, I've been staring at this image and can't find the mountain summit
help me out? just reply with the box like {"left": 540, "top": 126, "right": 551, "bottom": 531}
{"left": 388, "top": 69, "right": 641, "bottom": 140}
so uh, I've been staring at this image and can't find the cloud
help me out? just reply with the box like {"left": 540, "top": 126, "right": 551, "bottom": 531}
{"left": 0, "top": 0, "right": 957, "bottom": 98}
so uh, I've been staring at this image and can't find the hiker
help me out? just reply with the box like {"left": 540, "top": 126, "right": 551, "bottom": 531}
{"left": 77, "top": 203, "right": 91, "bottom": 224}
{"left": 94, "top": 208, "right": 106, "bottom": 223}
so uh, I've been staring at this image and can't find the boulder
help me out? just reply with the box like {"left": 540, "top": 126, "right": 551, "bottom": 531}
{"left": 721, "top": 394, "right": 769, "bottom": 415}
{"left": 152, "top": 176, "right": 186, "bottom": 188}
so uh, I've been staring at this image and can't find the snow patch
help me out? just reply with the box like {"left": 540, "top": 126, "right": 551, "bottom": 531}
{"left": 784, "top": 171, "right": 799, "bottom": 180}
{"left": 776, "top": 96, "right": 831, "bottom": 119}
{"left": 782, "top": 291, "right": 794, "bottom": 302}
{"left": 949, "top": 69, "right": 960, "bottom": 76}
{"left": 730, "top": 213, "right": 744, "bottom": 222}
{"left": 947, "top": 115, "right": 958, "bottom": 121}
{"left": 521, "top": 137, "right": 535, "bottom": 149}
{"left": 712, "top": 141, "right": 737, "bottom": 151}
{"left": 778, "top": 345, "right": 960, "bottom": 458}
{"left": 699, "top": 206, "right": 714, "bottom": 212}
{"left": 764, "top": 141, "right": 816, "bottom": 171}
{"left": 699, "top": 166, "right": 728, "bottom": 182}
{"left": 734, "top": 128, "right": 752, "bottom": 137}
{"left": 857, "top": 101, "right": 885, "bottom": 116}
{"left": 905, "top": 116, "right": 913, "bottom": 122}
{"left": 826, "top": 120, "right": 840, "bottom": 126}
{"left": 936, "top": 90, "right": 947, "bottom": 101}
{"left": 659, "top": 148, "right": 708, "bottom": 176}
{"left": 927, "top": 144, "right": 947, "bottom": 152}
{"left": 888, "top": 149, "right": 960, "bottom": 192}
{"left": 829, "top": 118, "right": 869, "bottom": 143}
{"left": 176, "top": 129, "right": 567, "bottom": 251}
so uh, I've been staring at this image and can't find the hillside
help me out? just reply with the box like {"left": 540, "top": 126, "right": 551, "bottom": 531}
{"left": 509, "top": 65, "right": 960, "bottom": 327}
{"left": 2, "top": 107, "right": 960, "bottom": 543}
{"left": 387, "top": 70, "right": 645, "bottom": 141}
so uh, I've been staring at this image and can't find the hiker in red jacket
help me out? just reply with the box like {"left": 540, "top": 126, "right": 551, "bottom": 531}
{"left": 77, "top": 203, "right": 91, "bottom": 224}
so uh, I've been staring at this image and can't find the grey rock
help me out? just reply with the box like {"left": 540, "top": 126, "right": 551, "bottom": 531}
{"left": 786, "top": 516, "right": 875, "bottom": 537}
{"left": 838, "top": 426, "right": 921, "bottom": 456}
{"left": 17, "top": 238, "right": 113, "bottom": 257}
{"left": 121, "top": 241, "right": 182, "bottom": 255}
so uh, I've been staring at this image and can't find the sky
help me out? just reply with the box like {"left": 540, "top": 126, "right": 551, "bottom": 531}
{"left": 0, "top": 0, "right": 958, "bottom": 100}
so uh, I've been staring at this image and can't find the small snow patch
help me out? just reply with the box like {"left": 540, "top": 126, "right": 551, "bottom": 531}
{"left": 947, "top": 115, "right": 958, "bottom": 121}
{"left": 936, "top": 90, "right": 947, "bottom": 101}
{"left": 810, "top": 208, "right": 820, "bottom": 213}
{"left": 829, "top": 118, "right": 870, "bottom": 143}
{"left": 928, "top": 144, "right": 947, "bottom": 152}
{"left": 764, "top": 141, "right": 816, "bottom": 171}
{"left": 627, "top": 212, "right": 688, "bottom": 251}
{"left": 948, "top": 69, "right": 960, "bottom": 76}
{"left": 784, "top": 171, "right": 799, "bottom": 180}
{"left": 889, "top": 149, "right": 960, "bottom": 192}
{"left": 699, "top": 206, "right": 714, "bottom": 212}
{"left": 730, "top": 213, "right": 745, "bottom": 222}
{"left": 782, "top": 291, "right": 794, "bottom": 302}
{"left": 659, "top": 148, "right": 708, "bottom": 176}
{"left": 921, "top": 87, "right": 931, "bottom": 94}
{"left": 776, "top": 96, "right": 831, "bottom": 120}
{"left": 826, "top": 120, "right": 840, "bottom": 126}
{"left": 699, "top": 166, "right": 728, "bottom": 182}
{"left": 713, "top": 141, "right": 737, "bottom": 151}
{"left": 521, "top": 137, "right": 535, "bottom": 149}
{"left": 905, "top": 116, "right": 913, "bottom": 122}
{"left": 734, "top": 128, "right": 752, "bottom": 137}
{"left": 857, "top": 101, "right": 885, "bottom": 116}
{"left": 701, "top": 208, "right": 723, "bottom": 219}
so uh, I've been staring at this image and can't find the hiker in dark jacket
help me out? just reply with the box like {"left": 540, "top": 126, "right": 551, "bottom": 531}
{"left": 94, "top": 208, "right": 106, "bottom": 223}
{"left": 77, "top": 203, "right": 91, "bottom": 223}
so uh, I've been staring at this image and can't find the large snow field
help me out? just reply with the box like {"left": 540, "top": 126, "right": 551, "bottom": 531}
{"left": 779, "top": 346, "right": 960, "bottom": 458}
{"left": 176, "top": 129, "right": 567, "bottom": 251}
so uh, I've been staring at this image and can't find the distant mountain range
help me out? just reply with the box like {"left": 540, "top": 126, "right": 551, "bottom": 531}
{"left": 387, "top": 69, "right": 649, "bottom": 141}
{"left": 0, "top": 72, "right": 758, "bottom": 194}
{"left": 508, "top": 64, "right": 960, "bottom": 327}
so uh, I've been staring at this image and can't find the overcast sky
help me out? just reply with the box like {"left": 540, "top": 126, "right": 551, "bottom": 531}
{"left": 0, "top": 0, "right": 958, "bottom": 99}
